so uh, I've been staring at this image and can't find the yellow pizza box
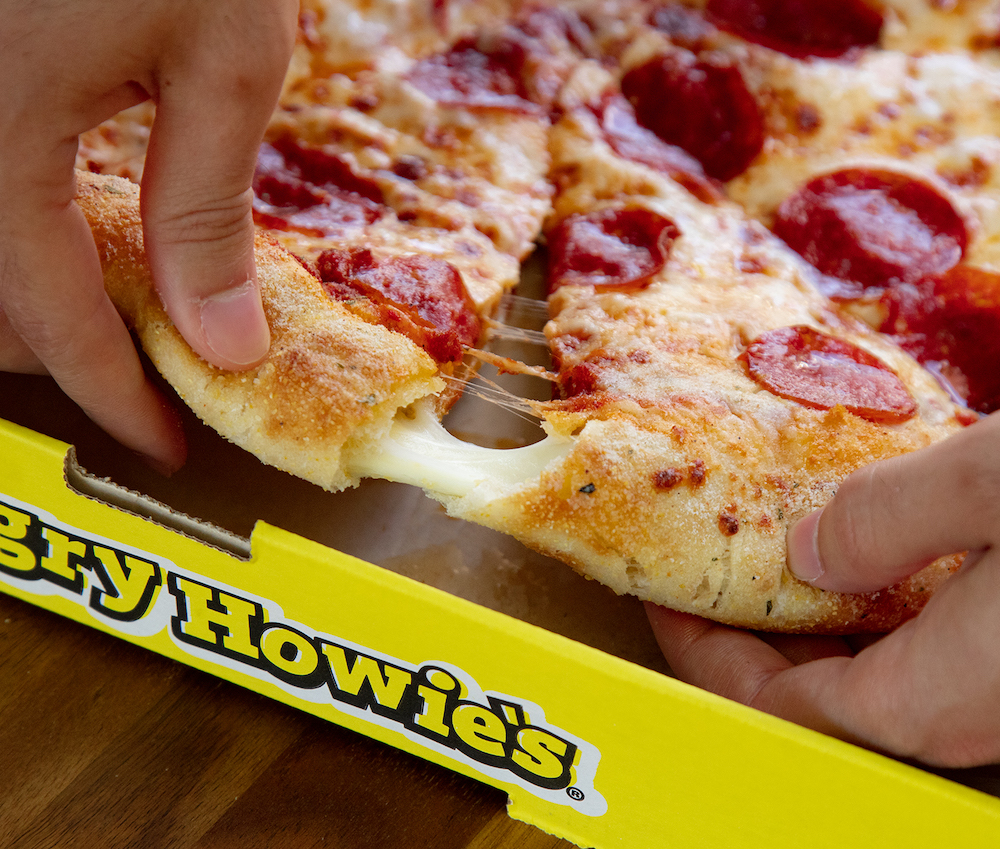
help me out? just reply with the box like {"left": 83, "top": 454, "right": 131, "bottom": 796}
{"left": 1, "top": 371, "right": 999, "bottom": 849}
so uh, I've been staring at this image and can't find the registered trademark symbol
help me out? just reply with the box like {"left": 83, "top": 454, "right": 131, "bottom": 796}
{"left": 566, "top": 787, "right": 585, "bottom": 802}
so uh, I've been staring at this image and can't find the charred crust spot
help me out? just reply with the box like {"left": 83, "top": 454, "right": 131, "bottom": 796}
{"left": 719, "top": 510, "right": 740, "bottom": 536}
{"left": 765, "top": 474, "right": 791, "bottom": 495}
{"left": 423, "top": 126, "right": 461, "bottom": 151}
{"left": 795, "top": 103, "right": 822, "bottom": 134}
{"left": 743, "top": 222, "right": 768, "bottom": 245}
{"left": 652, "top": 459, "right": 709, "bottom": 490}
{"left": 877, "top": 102, "right": 902, "bottom": 121}
{"left": 392, "top": 154, "right": 430, "bottom": 181}
{"left": 579, "top": 482, "right": 597, "bottom": 494}
{"left": 652, "top": 468, "right": 684, "bottom": 490}
{"left": 349, "top": 93, "right": 381, "bottom": 112}
{"left": 455, "top": 187, "right": 482, "bottom": 207}
{"left": 913, "top": 123, "right": 954, "bottom": 148}
{"left": 737, "top": 254, "right": 767, "bottom": 274}
{"left": 939, "top": 155, "right": 991, "bottom": 189}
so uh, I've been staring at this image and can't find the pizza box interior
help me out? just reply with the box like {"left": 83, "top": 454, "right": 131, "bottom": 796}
{"left": 3, "top": 312, "right": 1000, "bottom": 848}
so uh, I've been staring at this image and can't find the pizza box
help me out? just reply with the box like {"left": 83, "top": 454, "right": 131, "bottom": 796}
{"left": 1, "top": 361, "right": 1000, "bottom": 849}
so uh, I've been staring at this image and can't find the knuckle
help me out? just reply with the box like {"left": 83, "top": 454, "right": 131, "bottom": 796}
{"left": 216, "top": 9, "right": 297, "bottom": 92}
{"left": 151, "top": 188, "right": 253, "bottom": 249}
{"left": 902, "top": 723, "right": 1000, "bottom": 769}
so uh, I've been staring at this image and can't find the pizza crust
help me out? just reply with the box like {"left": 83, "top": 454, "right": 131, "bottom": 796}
{"left": 75, "top": 170, "right": 443, "bottom": 492}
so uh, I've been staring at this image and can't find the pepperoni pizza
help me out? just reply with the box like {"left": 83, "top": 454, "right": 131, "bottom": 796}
{"left": 75, "top": 0, "right": 1000, "bottom": 632}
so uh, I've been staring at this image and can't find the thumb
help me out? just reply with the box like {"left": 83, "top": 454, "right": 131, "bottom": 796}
{"left": 139, "top": 12, "right": 294, "bottom": 370}
{"left": 786, "top": 413, "right": 1000, "bottom": 593}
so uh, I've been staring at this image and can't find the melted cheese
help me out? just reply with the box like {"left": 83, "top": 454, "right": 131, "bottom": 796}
{"left": 347, "top": 402, "right": 573, "bottom": 497}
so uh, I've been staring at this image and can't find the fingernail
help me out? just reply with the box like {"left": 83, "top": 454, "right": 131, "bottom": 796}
{"left": 787, "top": 508, "right": 825, "bottom": 584}
{"left": 199, "top": 282, "right": 270, "bottom": 368}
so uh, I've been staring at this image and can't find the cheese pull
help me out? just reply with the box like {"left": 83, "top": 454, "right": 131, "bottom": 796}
{"left": 347, "top": 401, "right": 573, "bottom": 499}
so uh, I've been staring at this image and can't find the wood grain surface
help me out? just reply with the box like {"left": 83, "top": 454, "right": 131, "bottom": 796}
{"left": 0, "top": 591, "right": 576, "bottom": 849}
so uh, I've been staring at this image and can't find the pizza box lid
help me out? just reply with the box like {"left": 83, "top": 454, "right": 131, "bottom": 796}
{"left": 1, "top": 370, "right": 999, "bottom": 849}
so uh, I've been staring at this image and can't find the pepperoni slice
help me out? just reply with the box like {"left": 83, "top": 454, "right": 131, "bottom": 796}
{"left": 404, "top": 15, "right": 578, "bottom": 116}
{"left": 500, "top": 6, "right": 595, "bottom": 104}
{"left": 883, "top": 267, "right": 1000, "bottom": 414}
{"left": 547, "top": 208, "right": 680, "bottom": 292}
{"left": 405, "top": 40, "right": 536, "bottom": 113}
{"left": 253, "top": 141, "right": 386, "bottom": 235}
{"left": 775, "top": 169, "right": 968, "bottom": 296}
{"left": 591, "top": 93, "right": 723, "bottom": 204}
{"left": 407, "top": 10, "right": 589, "bottom": 113}
{"left": 316, "top": 248, "right": 480, "bottom": 363}
{"left": 620, "top": 51, "right": 764, "bottom": 182}
{"left": 705, "top": 0, "right": 883, "bottom": 58}
{"left": 742, "top": 325, "right": 917, "bottom": 423}
{"left": 269, "top": 136, "right": 384, "bottom": 203}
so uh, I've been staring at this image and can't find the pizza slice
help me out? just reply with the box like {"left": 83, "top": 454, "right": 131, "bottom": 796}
{"left": 277, "top": 3, "right": 606, "bottom": 263}
{"left": 74, "top": 170, "right": 448, "bottom": 492}
{"left": 354, "top": 59, "right": 969, "bottom": 634}
{"left": 250, "top": 9, "right": 596, "bottom": 414}
{"left": 75, "top": 4, "right": 578, "bottom": 460}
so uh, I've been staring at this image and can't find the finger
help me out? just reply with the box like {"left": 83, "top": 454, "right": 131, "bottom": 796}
{"left": 786, "top": 413, "right": 1000, "bottom": 594}
{"left": 0, "top": 171, "right": 186, "bottom": 474}
{"left": 758, "top": 632, "right": 855, "bottom": 666}
{"left": 650, "top": 552, "right": 1000, "bottom": 767}
{"left": 0, "top": 308, "right": 45, "bottom": 374}
{"left": 645, "top": 603, "right": 879, "bottom": 749}
{"left": 644, "top": 604, "right": 794, "bottom": 704}
{"left": 139, "top": 4, "right": 296, "bottom": 370}
{"left": 761, "top": 552, "right": 1000, "bottom": 766}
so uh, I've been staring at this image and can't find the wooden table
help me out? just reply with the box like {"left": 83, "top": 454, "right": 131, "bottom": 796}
{"left": 0, "top": 590, "right": 575, "bottom": 848}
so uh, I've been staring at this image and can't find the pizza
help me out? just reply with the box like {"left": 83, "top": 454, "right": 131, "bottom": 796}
{"left": 74, "top": 0, "right": 1000, "bottom": 633}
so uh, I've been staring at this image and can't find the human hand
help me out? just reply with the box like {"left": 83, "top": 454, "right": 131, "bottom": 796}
{"left": 647, "top": 411, "right": 1000, "bottom": 768}
{"left": 0, "top": 0, "right": 298, "bottom": 472}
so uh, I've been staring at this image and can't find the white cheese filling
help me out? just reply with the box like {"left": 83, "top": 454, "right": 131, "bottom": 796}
{"left": 348, "top": 402, "right": 572, "bottom": 498}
